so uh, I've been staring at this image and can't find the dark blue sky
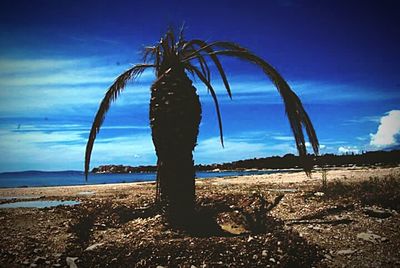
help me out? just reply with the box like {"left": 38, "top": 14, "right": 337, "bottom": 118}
{"left": 0, "top": 0, "right": 399, "bottom": 171}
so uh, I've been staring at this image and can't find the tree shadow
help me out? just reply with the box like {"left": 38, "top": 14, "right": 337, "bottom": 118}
{"left": 64, "top": 191, "right": 329, "bottom": 267}
{"left": 72, "top": 193, "right": 324, "bottom": 267}
{"left": 182, "top": 193, "right": 285, "bottom": 237}
{"left": 68, "top": 201, "right": 159, "bottom": 250}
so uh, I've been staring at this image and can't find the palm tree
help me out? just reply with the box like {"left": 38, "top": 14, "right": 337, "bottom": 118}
{"left": 85, "top": 28, "right": 319, "bottom": 225}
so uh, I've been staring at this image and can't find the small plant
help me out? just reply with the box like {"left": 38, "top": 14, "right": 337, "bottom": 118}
{"left": 239, "top": 191, "right": 284, "bottom": 234}
{"left": 322, "top": 169, "right": 328, "bottom": 190}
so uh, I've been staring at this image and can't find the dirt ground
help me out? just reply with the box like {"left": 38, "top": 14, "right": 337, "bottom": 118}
{"left": 0, "top": 166, "right": 399, "bottom": 267}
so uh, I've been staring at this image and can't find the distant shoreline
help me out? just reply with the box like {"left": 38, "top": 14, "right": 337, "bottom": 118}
{"left": 0, "top": 169, "right": 298, "bottom": 189}
{"left": 0, "top": 165, "right": 399, "bottom": 197}
{"left": 0, "top": 165, "right": 398, "bottom": 190}
{"left": 91, "top": 150, "right": 400, "bottom": 174}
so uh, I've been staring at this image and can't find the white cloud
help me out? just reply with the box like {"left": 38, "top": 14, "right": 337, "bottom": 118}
{"left": 273, "top": 135, "right": 294, "bottom": 141}
{"left": 0, "top": 58, "right": 82, "bottom": 73}
{"left": 7, "top": 124, "right": 148, "bottom": 132}
{"left": 370, "top": 110, "right": 400, "bottom": 148}
{"left": 305, "top": 142, "right": 326, "bottom": 150}
{"left": 194, "top": 136, "right": 268, "bottom": 164}
{"left": 345, "top": 115, "right": 381, "bottom": 124}
{"left": 194, "top": 135, "right": 300, "bottom": 164}
{"left": 0, "top": 126, "right": 155, "bottom": 172}
{"left": 338, "top": 146, "right": 359, "bottom": 154}
{"left": 0, "top": 59, "right": 153, "bottom": 87}
{"left": 0, "top": 83, "right": 151, "bottom": 115}
{"left": 202, "top": 79, "right": 400, "bottom": 104}
{"left": 0, "top": 56, "right": 155, "bottom": 116}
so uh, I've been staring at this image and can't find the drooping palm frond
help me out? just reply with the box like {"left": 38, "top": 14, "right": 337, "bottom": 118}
{"left": 207, "top": 49, "right": 319, "bottom": 159}
{"left": 84, "top": 64, "right": 154, "bottom": 180}
{"left": 180, "top": 40, "right": 319, "bottom": 163}
{"left": 142, "top": 46, "right": 157, "bottom": 63}
{"left": 182, "top": 39, "right": 232, "bottom": 99}
{"left": 184, "top": 44, "right": 211, "bottom": 83}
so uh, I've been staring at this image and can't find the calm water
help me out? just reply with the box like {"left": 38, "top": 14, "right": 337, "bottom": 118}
{"left": 0, "top": 200, "right": 80, "bottom": 208}
{"left": 0, "top": 169, "right": 298, "bottom": 188}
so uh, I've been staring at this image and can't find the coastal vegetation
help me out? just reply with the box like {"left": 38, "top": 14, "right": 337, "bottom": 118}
{"left": 91, "top": 149, "right": 400, "bottom": 174}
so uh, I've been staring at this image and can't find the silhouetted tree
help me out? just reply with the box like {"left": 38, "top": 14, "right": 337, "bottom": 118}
{"left": 84, "top": 28, "right": 319, "bottom": 226}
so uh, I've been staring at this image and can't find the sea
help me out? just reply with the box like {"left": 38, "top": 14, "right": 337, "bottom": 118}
{"left": 0, "top": 169, "right": 299, "bottom": 188}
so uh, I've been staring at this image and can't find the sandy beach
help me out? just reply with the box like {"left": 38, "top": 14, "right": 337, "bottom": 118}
{"left": 1, "top": 166, "right": 399, "bottom": 267}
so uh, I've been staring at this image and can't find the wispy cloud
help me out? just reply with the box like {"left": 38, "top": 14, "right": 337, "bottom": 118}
{"left": 0, "top": 58, "right": 81, "bottom": 73}
{"left": 338, "top": 146, "right": 359, "bottom": 154}
{"left": 0, "top": 57, "right": 153, "bottom": 87}
{"left": 10, "top": 123, "right": 148, "bottom": 133}
{"left": 201, "top": 80, "right": 400, "bottom": 104}
{"left": 194, "top": 133, "right": 301, "bottom": 164}
{"left": 344, "top": 115, "right": 381, "bottom": 125}
{"left": 0, "top": 83, "right": 151, "bottom": 116}
{"left": 370, "top": 110, "right": 400, "bottom": 148}
{"left": 0, "top": 57, "right": 156, "bottom": 116}
{"left": 194, "top": 136, "right": 269, "bottom": 164}
{"left": 0, "top": 125, "right": 155, "bottom": 171}
{"left": 272, "top": 135, "right": 294, "bottom": 141}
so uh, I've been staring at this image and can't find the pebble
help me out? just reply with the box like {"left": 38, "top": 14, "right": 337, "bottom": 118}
{"left": 357, "top": 232, "right": 386, "bottom": 243}
{"left": 324, "top": 254, "right": 333, "bottom": 260}
{"left": 85, "top": 243, "right": 104, "bottom": 251}
{"left": 66, "top": 257, "right": 78, "bottom": 268}
{"left": 262, "top": 250, "right": 268, "bottom": 256}
{"left": 336, "top": 249, "right": 357, "bottom": 255}
{"left": 363, "top": 207, "right": 393, "bottom": 218}
{"left": 33, "top": 256, "right": 46, "bottom": 264}
{"left": 269, "top": 258, "right": 276, "bottom": 263}
{"left": 54, "top": 253, "right": 63, "bottom": 259}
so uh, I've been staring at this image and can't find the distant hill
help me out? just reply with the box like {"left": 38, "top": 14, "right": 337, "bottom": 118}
{"left": 92, "top": 149, "right": 400, "bottom": 173}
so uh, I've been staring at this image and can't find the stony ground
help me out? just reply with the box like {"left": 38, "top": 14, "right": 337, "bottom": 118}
{"left": 0, "top": 166, "right": 399, "bottom": 267}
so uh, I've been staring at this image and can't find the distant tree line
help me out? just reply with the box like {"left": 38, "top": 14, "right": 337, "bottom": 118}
{"left": 92, "top": 150, "right": 400, "bottom": 173}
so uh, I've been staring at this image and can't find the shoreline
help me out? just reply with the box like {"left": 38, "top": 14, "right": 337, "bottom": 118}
{"left": 1, "top": 165, "right": 398, "bottom": 198}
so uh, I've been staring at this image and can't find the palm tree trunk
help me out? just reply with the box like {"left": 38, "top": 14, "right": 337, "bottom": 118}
{"left": 150, "top": 66, "right": 201, "bottom": 225}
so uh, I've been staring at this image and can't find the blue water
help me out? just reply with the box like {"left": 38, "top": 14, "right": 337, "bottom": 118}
{"left": 0, "top": 200, "right": 80, "bottom": 209}
{"left": 0, "top": 169, "right": 298, "bottom": 188}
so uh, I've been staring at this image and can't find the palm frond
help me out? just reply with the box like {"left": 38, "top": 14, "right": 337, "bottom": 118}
{"left": 184, "top": 45, "right": 211, "bottom": 83}
{"left": 176, "top": 22, "right": 186, "bottom": 48}
{"left": 185, "top": 63, "right": 224, "bottom": 147}
{"left": 210, "top": 49, "right": 319, "bottom": 165}
{"left": 143, "top": 46, "right": 157, "bottom": 63}
{"left": 181, "top": 41, "right": 246, "bottom": 62}
{"left": 183, "top": 39, "right": 233, "bottom": 99}
{"left": 84, "top": 64, "right": 155, "bottom": 180}
{"left": 182, "top": 40, "right": 319, "bottom": 169}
